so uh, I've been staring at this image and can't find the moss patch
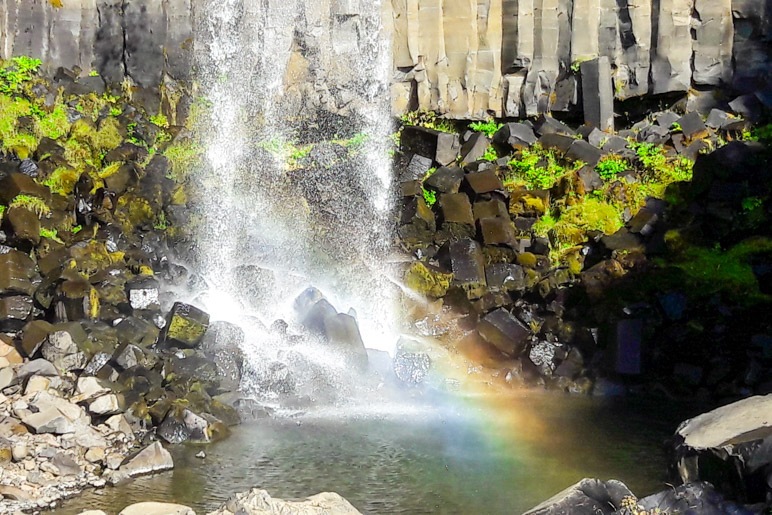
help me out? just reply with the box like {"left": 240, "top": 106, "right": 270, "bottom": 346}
{"left": 405, "top": 262, "right": 453, "bottom": 298}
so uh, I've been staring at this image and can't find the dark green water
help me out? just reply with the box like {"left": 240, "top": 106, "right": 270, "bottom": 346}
{"left": 53, "top": 393, "right": 702, "bottom": 515}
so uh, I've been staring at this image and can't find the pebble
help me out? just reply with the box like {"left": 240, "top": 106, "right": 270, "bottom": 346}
{"left": 195, "top": 451, "right": 206, "bottom": 459}
{"left": 12, "top": 443, "right": 27, "bottom": 462}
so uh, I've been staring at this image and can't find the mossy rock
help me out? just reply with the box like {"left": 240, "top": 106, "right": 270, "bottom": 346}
{"left": 163, "top": 302, "right": 210, "bottom": 348}
{"left": 404, "top": 262, "right": 453, "bottom": 298}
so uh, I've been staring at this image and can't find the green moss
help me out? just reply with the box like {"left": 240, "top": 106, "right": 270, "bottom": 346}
{"left": 164, "top": 141, "right": 203, "bottom": 181}
{"left": 504, "top": 144, "right": 571, "bottom": 190}
{"left": 36, "top": 103, "right": 71, "bottom": 140}
{"left": 10, "top": 194, "right": 50, "bottom": 217}
{"left": 481, "top": 145, "right": 498, "bottom": 162}
{"left": 422, "top": 187, "right": 437, "bottom": 207}
{"left": 94, "top": 117, "right": 123, "bottom": 151}
{"left": 539, "top": 198, "right": 624, "bottom": 246}
{"left": 150, "top": 113, "right": 169, "bottom": 128}
{"left": 0, "top": 205, "right": 5, "bottom": 222}
{"left": 42, "top": 166, "right": 80, "bottom": 196}
{"left": 98, "top": 161, "right": 123, "bottom": 179}
{"left": 64, "top": 138, "right": 95, "bottom": 168}
{"left": 39, "top": 227, "right": 63, "bottom": 243}
{"left": 401, "top": 110, "right": 457, "bottom": 134}
{"left": 0, "top": 56, "right": 41, "bottom": 94}
{"left": 405, "top": 262, "right": 453, "bottom": 298}
{"left": 595, "top": 154, "right": 628, "bottom": 181}
{"left": 668, "top": 238, "right": 772, "bottom": 302}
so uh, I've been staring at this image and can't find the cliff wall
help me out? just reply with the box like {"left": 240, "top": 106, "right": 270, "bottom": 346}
{"left": 0, "top": 0, "right": 768, "bottom": 120}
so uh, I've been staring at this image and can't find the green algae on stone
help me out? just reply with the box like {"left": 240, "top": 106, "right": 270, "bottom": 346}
{"left": 404, "top": 262, "right": 453, "bottom": 298}
{"left": 164, "top": 302, "right": 210, "bottom": 348}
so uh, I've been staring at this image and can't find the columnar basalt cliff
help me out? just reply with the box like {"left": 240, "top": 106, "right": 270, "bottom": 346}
{"left": 386, "top": 0, "right": 770, "bottom": 118}
{"left": 0, "top": 1, "right": 768, "bottom": 120}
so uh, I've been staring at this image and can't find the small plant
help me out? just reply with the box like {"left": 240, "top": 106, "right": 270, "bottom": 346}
{"left": 482, "top": 145, "right": 498, "bottom": 162}
{"left": 88, "top": 70, "right": 99, "bottom": 77}
{"left": 150, "top": 113, "right": 169, "bottom": 129}
{"left": 9, "top": 194, "right": 50, "bottom": 217}
{"left": 71, "top": 225, "right": 83, "bottom": 234}
{"left": 742, "top": 196, "right": 764, "bottom": 212}
{"left": 422, "top": 187, "right": 437, "bottom": 207}
{"left": 164, "top": 141, "right": 203, "bottom": 181}
{"left": 595, "top": 154, "right": 628, "bottom": 181}
{"left": 154, "top": 211, "right": 169, "bottom": 231}
{"left": 532, "top": 212, "right": 557, "bottom": 236}
{"left": 670, "top": 122, "right": 682, "bottom": 132}
{"left": 570, "top": 56, "right": 595, "bottom": 73}
{"left": 0, "top": 205, "right": 5, "bottom": 221}
{"left": 39, "top": 227, "right": 64, "bottom": 243}
{"left": 0, "top": 56, "right": 41, "bottom": 94}
{"left": 36, "top": 103, "right": 71, "bottom": 140}
{"left": 469, "top": 120, "right": 503, "bottom": 138}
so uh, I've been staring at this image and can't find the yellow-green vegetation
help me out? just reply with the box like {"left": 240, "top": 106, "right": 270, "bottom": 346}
{"left": 167, "top": 313, "right": 207, "bottom": 344}
{"left": 164, "top": 140, "right": 204, "bottom": 181}
{"left": 469, "top": 120, "right": 503, "bottom": 137}
{"left": 98, "top": 161, "right": 123, "bottom": 179}
{"left": 482, "top": 145, "right": 499, "bottom": 162}
{"left": 534, "top": 197, "right": 624, "bottom": 247}
{"left": 0, "top": 205, "right": 5, "bottom": 222}
{"left": 9, "top": 195, "right": 50, "bottom": 217}
{"left": 632, "top": 141, "right": 692, "bottom": 184}
{"left": 741, "top": 123, "right": 772, "bottom": 143}
{"left": 36, "top": 102, "right": 71, "bottom": 140}
{"left": 0, "top": 95, "right": 38, "bottom": 155}
{"left": 504, "top": 144, "right": 576, "bottom": 190}
{"left": 0, "top": 56, "right": 41, "bottom": 94}
{"left": 401, "top": 110, "right": 457, "bottom": 133}
{"left": 39, "top": 227, "right": 63, "bottom": 243}
{"left": 422, "top": 187, "right": 437, "bottom": 207}
{"left": 150, "top": 113, "right": 170, "bottom": 128}
{"left": 42, "top": 166, "right": 80, "bottom": 196}
{"left": 404, "top": 261, "right": 453, "bottom": 298}
{"left": 595, "top": 154, "right": 628, "bottom": 181}
{"left": 666, "top": 237, "right": 772, "bottom": 302}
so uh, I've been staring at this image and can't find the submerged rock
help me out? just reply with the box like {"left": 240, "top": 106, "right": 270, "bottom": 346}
{"left": 207, "top": 488, "right": 362, "bottom": 515}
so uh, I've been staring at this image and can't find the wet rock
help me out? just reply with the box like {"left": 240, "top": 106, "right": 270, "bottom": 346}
{"left": 115, "top": 316, "right": 159, "bottom": 349}
{"left": 0, "top": 248, "right": 37, "bottom": 296}
{"left": 673, "top": 394, "right": 772, "bottom": 503}
{"left": 539, "top": 133, "right": 575, "bottom": 154}
{"left": 523, "top": 478, "right": 634, "bottom": 515}
{"left": 533, "top": 116, "right": 575, "bottom": 137}
{"left": 400, "top": 126, "right": 460, "bottom": 166}
{"left": 402, "top": 154, "right": 434, "bottom": 181}
{"left": 200, "top": 321, "right": 245, "bottom": 393}
{"left": 209, "top": 488, "right": 362, "bottom": 515}
{"left": 162, "top": 302, "right": 210, "bottom": 349}
{"left": 393, "top": 339, "right": 431, "bottom": 385}
{"left": 638, "top": 482, "right": 760, "bottom": 515}
{"left": 404, "top": 262, "right": 453, "bottom": 299}
{"left": 0, "top": 295, "right": 34, "bottom": 330}
{"left": 157, "top": 408, "right": 213, "bottom": 444}
{"left": 477, "top": 308, "right": 530, "bottom": 357}
{"left": 473, "top": 199, "right": 508, "bottom": 220}
{"left": 449, "top": 238, "right": 487, "bottom": 299}
{"left": 126, "top": 277, "right": 160, "bottom": 311}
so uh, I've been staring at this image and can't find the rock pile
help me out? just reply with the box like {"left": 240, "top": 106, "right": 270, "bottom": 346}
{"left": 398, "top": 108, "right": 771, "bottom": 398}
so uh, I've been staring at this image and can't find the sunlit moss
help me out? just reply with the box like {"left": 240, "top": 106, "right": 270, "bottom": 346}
{"left": 42, "top": 166, "right": 80, "bottom": 196}
{"left": 36, "top": 102, "right": 71, "bottom": 140}
{"left": 98, "top": 161, "right": 123, "bottom": 179}
{"left": 537, "top": 197, "right": 623, "bottom": 246}
{"left": 10, "top": 194, "right": 50, "bottom": 217}
{"left": 164, "top": 140, "right": 203, "bottom": 181}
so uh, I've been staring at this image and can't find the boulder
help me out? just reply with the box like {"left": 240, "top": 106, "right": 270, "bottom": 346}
{"left": 439, "top": 193, "right": 474, "bottom": 225}
{"left": 523, "top": 478, "right": 635, "bottom": 515}
{"left": 449, "top": 238, "right": 487, "bottom": 299}
{"left": 459, "top": 132, "right": 490, "bottom": 163}
{"left": 464, "top": 170, "right": 503, "bottom": 194}
{"left": 200, "top": 321, "right": 245, "bottom": 393}
{"left": 111, "top": 442, "right": 173, "bottom": 483}
{"left": 162, "top": 302, "right": 210, "bottom": 348}
{"left": 479, "top": 218, "right": 517, "bottom": 247}
{"left": 41, "top": 329, "right": 87, "bottom": 373}
{"left": 637, "top": 482, "right": 762, "bottom": 514}
{"left": 493, "top": 122, "right": 537, "bottom": 150}
{"left": 0, "top": 295, "right": 33, "bottom": 330}
{"left": 580, "top": 57, "right": 614, "bottom": 132}
{"left": 0, "top": 249, "right": 37, "bottom": 296}
{"left": 477, "top": 308, "right": 531, "bottom": 357}
{"left": 672, "top": 394, "right": 772, "bottom": 503}
{"left": 126, "top": 277, "right": 160, "bottom": 311}
{"left": 119, "top": 503, "right": 194, "bottom": 515}
{"left": 424, "top": 166, "right": 464, "bottom": 194}
{"left": 209, "top": 488, "right": 362, "bottom": 515}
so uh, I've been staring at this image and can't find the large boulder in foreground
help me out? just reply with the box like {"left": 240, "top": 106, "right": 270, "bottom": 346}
{"left": 637, "top": 481, "right": 766, "bottom": 515}
{"left": 207, "top": 488, "right": 362, "bottom": 515}
{"left": 672, "top": 394, "right": 772, "bottom": 503}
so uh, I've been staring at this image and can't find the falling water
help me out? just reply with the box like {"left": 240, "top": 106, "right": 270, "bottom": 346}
{"left": 189, "top": 1, "right": 399, "bottom": 403}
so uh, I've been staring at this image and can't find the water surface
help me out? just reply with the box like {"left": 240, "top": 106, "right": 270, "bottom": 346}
{"left": 53, "top": 393, "right": 701, "bottom": 514}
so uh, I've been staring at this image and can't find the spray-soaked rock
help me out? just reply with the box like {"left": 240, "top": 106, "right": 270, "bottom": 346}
{"left": 393, "top": 339, "right": 431, "bottom": 385}
{"left": 201, "top": 321, "right": 246, "bottom": 393}
{"left": 162, "top": 302, "right": 210, "bottom": 349}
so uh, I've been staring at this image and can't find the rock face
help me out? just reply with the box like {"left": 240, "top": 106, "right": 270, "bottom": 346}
{"left": 672, "top": 394, "right": 772, "bottom": 503}
{"left": 523, "top": 478, "right": 635, "bottom": 515}
{"left": 1, "top": 1, "right": 768, "bottom": 120}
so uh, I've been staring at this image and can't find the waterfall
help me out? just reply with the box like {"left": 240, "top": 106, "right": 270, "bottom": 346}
{"left": 190, "top": 1, "right": 399, "bottom": 404}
